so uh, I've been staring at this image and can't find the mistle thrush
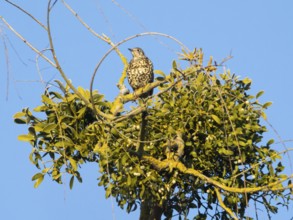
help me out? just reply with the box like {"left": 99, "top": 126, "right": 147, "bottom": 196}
{"left": 127, "top": 47, "right": 154, "bottom": 98}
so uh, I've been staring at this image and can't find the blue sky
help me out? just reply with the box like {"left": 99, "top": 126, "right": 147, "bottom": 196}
{"left": 1, "top": 0, "right": 293, "bottom": 219}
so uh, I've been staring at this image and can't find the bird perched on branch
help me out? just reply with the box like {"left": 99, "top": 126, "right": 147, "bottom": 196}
{"left": 127, "top": 47, "right": 153, "bottom": 157}
{"left": 127, "top": 47, "right": 154, "bottom": 98}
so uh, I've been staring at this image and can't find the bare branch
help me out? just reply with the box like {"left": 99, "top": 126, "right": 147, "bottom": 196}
{"left": 1, "top": 31, "right": 11, "bottom": 100}
{"left": 61, "top": 0, "right": 107, "bottom": 43}
{"left": 0, "top": 16, "right": 56, "bottom": 67}
{"left": 61, "top": 0, "right": 128, "bottom": 89}
{"left": 46, "top": 0, "right": 91, "bottom": 108}
{"left": 4, "top": 0, "right": 47, "bottom": 31}
{"left": 111, "top": 0, "right": 148, "bottom": 31}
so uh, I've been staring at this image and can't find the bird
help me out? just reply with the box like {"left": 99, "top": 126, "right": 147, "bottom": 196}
{"left": 127, "top": 47, "right": 154, "bottom": 99}
{"left": 127, "top": 48, "right": 154, "bottom": 157}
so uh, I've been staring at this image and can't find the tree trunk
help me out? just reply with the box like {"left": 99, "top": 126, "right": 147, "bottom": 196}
{"left": 139, "top": 200, "right": 163, "bottom": 220}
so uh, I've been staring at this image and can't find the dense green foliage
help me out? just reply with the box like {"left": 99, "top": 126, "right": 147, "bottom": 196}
{"left": 15, "top": 50, "right": 292, "bottom": 219}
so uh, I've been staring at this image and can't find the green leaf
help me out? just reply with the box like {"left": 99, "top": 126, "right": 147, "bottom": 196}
{"left": 77, "top": 107, "right": 87, "bottom": 119}
{"left": 242, "top": 78, "right": 252, "bottom": 85}
{"left": 263, "top": 101, "right": 272, "bottom": 109}
{"left": 41, "top": 95, "right": 54, "bottom": 105}
{"left": 172, "top": 60, "right": 177, "bottom": 70}
{"left": 34, "top": 174, "right": 44, "bottom": 188}
{"left": 267, "top": 139, "right": 274, "bottom": 145}
{"left": 211, "top": 115, "right": 221, "bottom": 125}
{"left": 33, "top": 105, "right": 47, "bottom": 112}
{"left": 52, "top": 171, "right": 62, "bottom": 180}
{"left": 75, "top": 172, "right": 82, "bottom": 183}
{"left": 77, "top": 86, "right": 90, "bottom": 99}
{"left": 69, "top": 176, "right": 74, "bottom": 189}
{"left": 219, "top": 148, "right": 234, "bottom": 156}
{"left": 127, "top": 174, "right": 132, "bottom": 186}
{"left": 32, "top": 173, "right": 44, "bottom": 188}
{"left": 156, "top": 77, "right": 165, "bottom": 81}
{"left": 154, "top": 70, "right": 166, "bottom": 78}
{"left": 42, "top": 123, "right": 57, "bottom": 133}
{"left": 14, "top": 118, "right": 27, "bottom": 124}
{"left": 13, "top": 112, "right": 26, "bottom": 118}
{"left": 42, "top": 168, "right": 50, "bottom": 173}
{"left": 69, "top": 158, "right": 78, "bottom": 171}
{"left": 18, "top": 134, "right": 34, "bottom": 142}
{"left": 190, "top": 152, "right": 197, "bottom": 158}
{"left": 28, "top": 127, "right": 36, "bottom": 136}
{"left": 54, "top": 141, "right": 72, "bottom": 148}
{"left": 256, "top": 90, "right": 264, "bottom": 99}
{"left": 32, "top": 173, "right": 43, "bottom": 181}
{"left": 105, "top": 185, "right": 112, "bottom": 198}
{"left": 260, "top": 111, "right": 267, "bottom": 120}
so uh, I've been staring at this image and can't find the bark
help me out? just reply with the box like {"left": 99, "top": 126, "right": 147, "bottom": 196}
{"left": 139, "top": 200, "right": 163, "bottom": 220}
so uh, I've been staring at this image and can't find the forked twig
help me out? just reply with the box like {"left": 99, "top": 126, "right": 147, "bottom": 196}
{"left": 46, "top": 0, "right": 90, "bottom": 108}
{"left": 0, "top": 16, "right": 56, "bottom": 67}
{"left": 4, "top": 0, "right": 48, "bottom": 31}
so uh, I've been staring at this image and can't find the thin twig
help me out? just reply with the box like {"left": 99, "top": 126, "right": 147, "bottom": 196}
{"left": 96, "top": 0, "right": 115, "bottom": 40}
{"left": 61, "top": 0, "right": 128, "bottom": 96}
{"left": 2, "top": 32, "right": 11, "bottom": 100}
{"left": 4, "top": 0, "right": 48, "bottom": 31}
{"left": 111, "top": 0, "right": 148, "bottom": 31}
{"left": 0, "top": 16, "right": 56, "bottom": 67}
{"left": 35, "top": 49, "right": 51, "bottom": 86}
{"left": 61, "top": 0, "right": 107, "bottom": 43}
{"left": 111, "top": 0, "right": 178, "bottom": 53}
{"left": 46, "top": 1, "right": 91, "bottom": 109}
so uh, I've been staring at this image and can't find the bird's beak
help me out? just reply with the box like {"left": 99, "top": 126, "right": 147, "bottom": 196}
{"left": 128, "top": 48, "right": 133, "bottom": 52}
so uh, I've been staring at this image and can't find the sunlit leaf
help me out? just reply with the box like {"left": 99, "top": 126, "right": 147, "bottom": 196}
{"left": 18, "top": 134, "right": 34, "bottom": 142}
{"left": 263, "top": 101, "right": 273, "bottom": 109}
{"left": 41, "top": 95, "right": 54, "bottom": 105}
{"left": 69, "top": 158, "right": 77, "bottom": 171}
{"left": 154, "top": 70, "right": 166, "bottom": 78}
{"left": 42, "top": 123, "right": 57, "bottom": 133}
{"left": 211, "top": 115, "right": 221, "bottom": 125}
{"left": 32, "top": 173, "right": 44, "bottom": 188}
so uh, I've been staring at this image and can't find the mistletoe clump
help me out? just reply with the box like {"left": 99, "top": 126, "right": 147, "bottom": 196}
{"left": 15, "top": 49, "right": 292, "bottom": 220}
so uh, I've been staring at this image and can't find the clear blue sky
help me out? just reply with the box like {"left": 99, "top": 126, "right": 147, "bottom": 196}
{"left": 1, "top": 0, "right": 293, "bottom": 219}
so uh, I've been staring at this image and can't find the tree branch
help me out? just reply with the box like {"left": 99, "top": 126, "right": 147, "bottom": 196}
{"left": 0, "top": 16, "right": 56, "bottom": 67}
{"left": 46, "top": 1, "right": 90, "bottom": 108}
{"left": 214, "top": 188, "right": 238, "bottom": 220}
{"left": 4, "top": 0, "right": 47, "bottom": 31}
{"left": 142, "top": 156, "right": 293, "bottom": 194}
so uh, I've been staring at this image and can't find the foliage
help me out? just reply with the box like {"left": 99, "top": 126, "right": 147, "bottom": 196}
{"left": 14, "top": 49, "right": 292, "bottom": 219}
